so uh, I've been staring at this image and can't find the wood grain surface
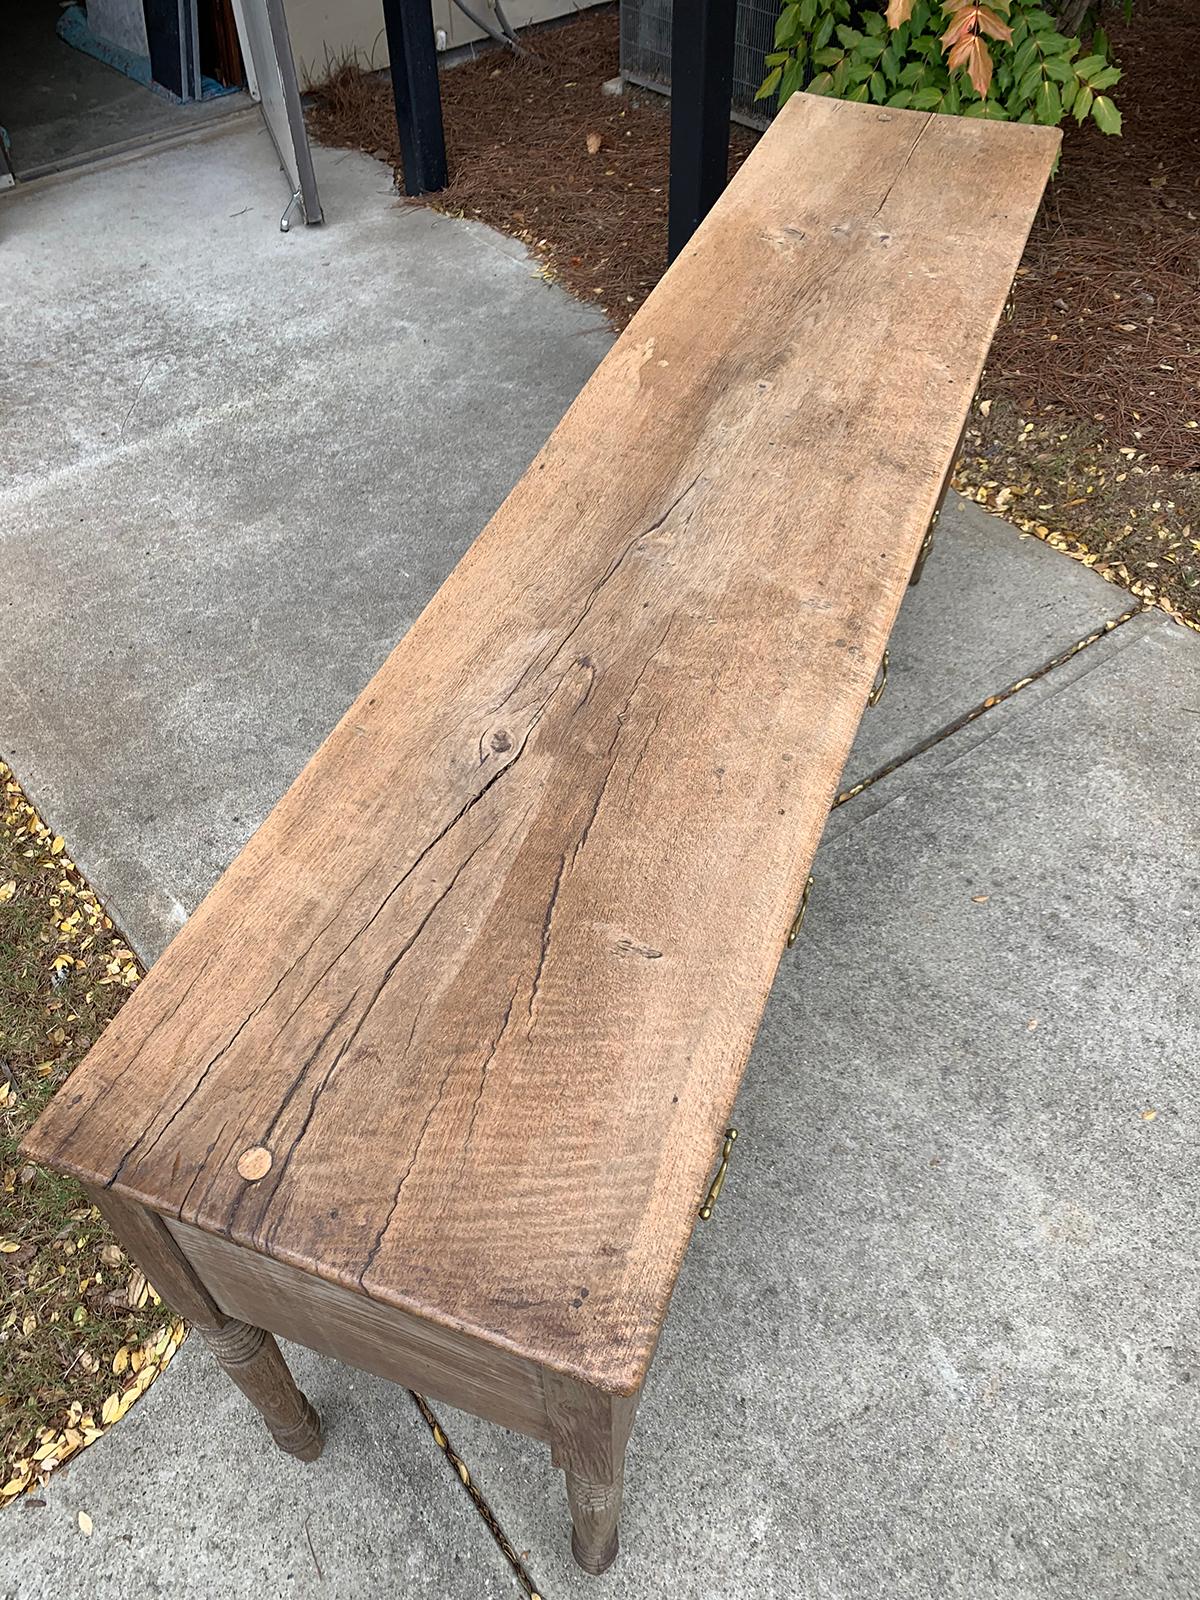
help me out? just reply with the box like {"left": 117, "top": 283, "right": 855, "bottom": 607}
{"left": 27, "top": 95, "right": 1058, "bottom": 1395}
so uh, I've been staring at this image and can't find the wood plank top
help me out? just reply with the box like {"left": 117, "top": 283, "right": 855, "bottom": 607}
{"left": 27, "top": 95, "right": 1058, "bottom": 1395}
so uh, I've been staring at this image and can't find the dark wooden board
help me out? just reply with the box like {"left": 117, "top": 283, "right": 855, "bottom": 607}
{"left": 27, "top": 94, "right": 1058, "bottom": 1395}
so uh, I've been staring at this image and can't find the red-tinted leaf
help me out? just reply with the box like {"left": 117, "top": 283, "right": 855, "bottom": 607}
{"left": 940, "top": 1, "right": 999, "bottom": 96}
{"left": 941, "top": 13, "right": 976, "bottom": 49}
{"left": 974, "top": 8, "right": 1013, "bottom": 42}
{"left": 964, "top": 34, "right": 993, "bottom": 97}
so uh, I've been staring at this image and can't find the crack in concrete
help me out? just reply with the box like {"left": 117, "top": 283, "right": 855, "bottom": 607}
{"left": 831, "top": 602, "right": 1148, "bottom": 814}
{"left": 408, "top": 1389, "right": 548, "bottom": 1600}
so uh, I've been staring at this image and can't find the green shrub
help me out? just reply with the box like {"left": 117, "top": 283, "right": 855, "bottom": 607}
{"left": 759, "top": 0, "right": 1123, "bottom": 135}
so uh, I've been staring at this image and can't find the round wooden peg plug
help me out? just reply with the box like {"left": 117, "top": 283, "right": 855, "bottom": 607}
{"left": 236, "top": 1145, "right": 273, "bottom": 1181}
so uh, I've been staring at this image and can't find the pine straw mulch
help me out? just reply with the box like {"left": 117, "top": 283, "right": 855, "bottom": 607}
{"left": 306, "top": 1, "right": 1200, "bottom": 629}
{"left": 0, "top": 762, "right": 185, "bottom": 1513}
{"left": 986, "top": 0, "right": 1199, "bottom": 469}
{"left": 954, "top": 0, "right": 1200, "bottom": 631}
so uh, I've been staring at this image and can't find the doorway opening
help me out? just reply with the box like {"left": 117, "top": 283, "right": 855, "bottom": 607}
{"left": 0, "top": 0, "right": 250, "bottom": 183}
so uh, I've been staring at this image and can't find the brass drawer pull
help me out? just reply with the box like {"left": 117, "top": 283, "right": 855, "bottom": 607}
{"left": 786, "top": 874, "right": 813, "bottom": 949}
{"left": 868, "top": 648, "right": 889, "bottom": 708}
{"left": 699, "top": 1128, "right": 738, "bottom": 1221}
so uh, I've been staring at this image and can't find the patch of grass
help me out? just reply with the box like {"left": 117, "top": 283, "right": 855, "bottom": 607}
{"left": 0, "top": 762, "right": 185, "bottom": 1505}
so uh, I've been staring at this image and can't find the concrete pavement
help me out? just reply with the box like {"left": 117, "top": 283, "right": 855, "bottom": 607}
{"left": 2, "top": 122, "right": 1195, "bottom": 1600}
{"left": 1, "top": 118, "right": 610, "bottom": 964}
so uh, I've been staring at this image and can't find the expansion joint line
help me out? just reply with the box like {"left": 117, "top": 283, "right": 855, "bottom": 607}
{"left": 408, "top": 1391, "right": 546, "bottom": 1600}
{"left": 831, "top": 603, "right": 1148, "bottom": 811}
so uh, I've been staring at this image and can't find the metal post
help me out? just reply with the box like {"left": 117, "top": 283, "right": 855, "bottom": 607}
{"left": 380, "top": 0, "right": 449, "bottom": 196}
{"left": 667, "top": 0, "right": 738, "bottom": 263}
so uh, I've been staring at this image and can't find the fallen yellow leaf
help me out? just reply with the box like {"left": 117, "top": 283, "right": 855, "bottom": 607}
{"left": 77, "top": 1510, "right": 93, "bottom": 1536}
{"left": 0, "top": 881, "right": 15, "bottom": 903}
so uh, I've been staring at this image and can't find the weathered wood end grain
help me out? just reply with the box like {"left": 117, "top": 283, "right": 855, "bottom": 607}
{"left": 26, "top": 94, "right": 1059, "bottom": 1397}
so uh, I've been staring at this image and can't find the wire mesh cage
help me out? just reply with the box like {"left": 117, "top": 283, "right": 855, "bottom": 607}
{"left": 618, "top": 0, "right": 781, "bottom": 125}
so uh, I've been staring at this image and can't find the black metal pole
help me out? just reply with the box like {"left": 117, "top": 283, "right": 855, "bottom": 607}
{"left": 667, "top": 0, "right": 737, "bottom": 263}
{"left": 380, "top": 0, "right": 449, "bottom": 196}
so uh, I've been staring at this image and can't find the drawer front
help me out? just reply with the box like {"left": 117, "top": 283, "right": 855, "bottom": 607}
{"left": 165, "top": 1218, "right": 550, "bottom": 1441}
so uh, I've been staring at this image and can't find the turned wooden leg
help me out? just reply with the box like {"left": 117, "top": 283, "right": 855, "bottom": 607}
{"left": 200, "top": 1318, "right": 323, "bottom": 1461}
{"left": 546, "top": 1371, "right": 639, "bottom": 1576}
{"left": 565, "top": 1459, "right": 625, "bottom": 1575}
{"left": 86, "top": 1186, "right": 323, "bottom": 1463}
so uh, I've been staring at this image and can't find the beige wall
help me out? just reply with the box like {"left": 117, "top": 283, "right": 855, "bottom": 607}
{"left": 282, "top": 0, "right": 603, "bottom": 85}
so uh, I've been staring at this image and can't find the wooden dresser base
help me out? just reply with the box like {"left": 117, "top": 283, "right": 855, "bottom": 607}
{"left": 88, "top": 1188, "right": 638, "bottom": 1575}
